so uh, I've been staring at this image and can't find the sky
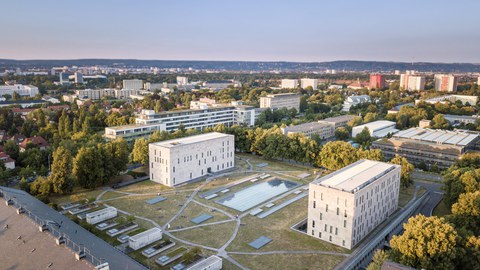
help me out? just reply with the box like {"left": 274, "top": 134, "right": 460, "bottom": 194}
{"left": 1, "top": 0, "right": 480, "bottom": 63}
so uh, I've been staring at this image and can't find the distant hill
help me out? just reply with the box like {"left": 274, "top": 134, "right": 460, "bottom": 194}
{"left": 1, "top": 59, "right": 479, "bottom": 72}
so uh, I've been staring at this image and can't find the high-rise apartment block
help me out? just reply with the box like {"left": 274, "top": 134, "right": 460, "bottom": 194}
{"left": 281, "top": 79, "right": 299, "bottom": 89}
{"left": 149, "top": 132, "right": 234, "bottom": 187}
{"left": 177, "top": 76, "right": 189, "bottom": 85}
{"left": 307, "top": 159, "right": 401, "bottom": 249}
{"left": 400, "top": 74, "right": 425, "bottom": 91}
{"left": 369, "top": 74, "right": 385, "bottom": 89}
{"left": 123, "top": 79, "right": 144, "bottom": 90}
{"left": 59, "top": 72, "right": 70, "bottom": 85}
{"left": 259, "top": 93, "right": 300, "bottom": 111}
{"left": 74, "top": 72, "right": 84, "bottom": 84}
{"left": 434, "top": 74, "right": 458, "bottom": 92}
{"left": 300, "top": 78, "right": 318, "bottom": 89}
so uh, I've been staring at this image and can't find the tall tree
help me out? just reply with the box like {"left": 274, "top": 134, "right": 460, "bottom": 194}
{"left": 49, "top": 146, "right": 74, "bottom": 194}
{"left": 131, "top": 138, "right": 149, "bottom": 164}
{"left": 389, "top": 155, "right": 414, "bottom": 188}
{"left": 390, "top": 215, "right": 459, "bottom": 270}
{"left": 318, "top": 141, "right": 357, "bottom": 170}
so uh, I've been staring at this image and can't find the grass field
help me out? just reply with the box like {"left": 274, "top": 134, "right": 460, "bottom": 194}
{"left": 169, "top": 200, "right": 232, "bottom": 228}
{"left": 171, "top": 222, "right": 237, "bottom": 248}
{"left": 50, "top": 188, "right": 104, "bottom": 205}
{"left": 227, "top": 197, "right": 349, "bottom": 254}
{"left": 231, "top": 253, "right": 345, "bottom": 270}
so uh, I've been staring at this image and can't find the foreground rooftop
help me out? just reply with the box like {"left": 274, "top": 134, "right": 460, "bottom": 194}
{"left": 151, "top": 132, "right": 231, "bottom": 148}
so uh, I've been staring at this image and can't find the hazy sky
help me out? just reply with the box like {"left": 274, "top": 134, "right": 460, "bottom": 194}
{"left": 2, "top": 0, "right": 479, "bottom": 62}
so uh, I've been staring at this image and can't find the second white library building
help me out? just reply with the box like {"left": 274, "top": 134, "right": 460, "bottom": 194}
{"left": 307, "top": 159, "right": 401, "bottom": 249}
{"left": 149, "top": 132, "right": 235, "bottom": 187}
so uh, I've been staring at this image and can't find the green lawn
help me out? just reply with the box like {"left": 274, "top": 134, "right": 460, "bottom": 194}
{"left": 433, "top": 199, "right": 451, "bottom": 217}
{"left": 231, "top": 253, "right": 345, "bottom": 270}
{"left": 227, "top": 197, "right": 349, "bottom": 254}
{"left": 171, "top": 222, "right": 236, "bottom": 248}
{"left": 169, "top": 201, "right": 232, "bottom": 228}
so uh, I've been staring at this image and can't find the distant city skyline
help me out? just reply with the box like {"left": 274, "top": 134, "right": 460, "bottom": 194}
{"left": 2, "top": 0, "right": 480, "bottom": 63}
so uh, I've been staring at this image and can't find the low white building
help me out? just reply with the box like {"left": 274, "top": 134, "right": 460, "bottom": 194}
{"left": 0, "top": 84, "right": 39, "bottom": 97}
{"left": 149, "top": 132, "right": 235, "bottom": 187}
{"left": 415, "top": 95, "right": 478, "bottom": 106}
{"left": 86, "top": 207, "right": 117, "bottom": 225}
{"left": 342, "top": 95, "right": 371, "bottom": 112}
{"left": 128, "top": 227, "right": 163, "bottom": 250}
{"left": 352, "top": 120, "right": 398, "bottom": 138}
{"left": 307, "top": 159, "right": 401, "bottom": 249}
{"left": 186, "top": 255, "right": 222, "bottom": 270}
{"left": 281, "top": 122, "right": 333, "bottom": 139}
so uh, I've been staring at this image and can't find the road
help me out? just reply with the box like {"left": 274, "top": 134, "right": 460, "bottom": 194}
{"left": 413, "top": 180, "right": 443, "bottom": 216}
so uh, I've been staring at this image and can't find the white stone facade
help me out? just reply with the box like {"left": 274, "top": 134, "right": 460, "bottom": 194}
{"left": 307, "top": 160, "right": 401, "bottom": 249}
{"left": 259, "top": 93, "right": 300, "bottom": 111}
{"left": 149, "top": 132, "right": 235, "bottom": 187}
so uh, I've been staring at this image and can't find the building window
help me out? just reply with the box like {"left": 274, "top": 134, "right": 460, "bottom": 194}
{"left": 319, "top": 232, "right": 322, "bottom": 238}
{"left": 344, "top": 220, "right": 347, "bottom": 228}
{"left": 342, "top": 240, "right": 345, "bottom": 246}
{"left": 313, "top": 201, "right": 316, "bottom": 208}
{"left": 173, "top": 166, "right": 175, "bottom": 173}
{"left": 326, "top": 204, "right": 328, "bottom": 212}
{"left": 321, "top": 193, "right": 323, "bottom": 201}
{"left": 335, "top": 228, "right": 338, "bottom": 235}
{"left": 320, "top": 213, "right": 322, "bottom": 220}
{"left": 329, "top": 236, "right": 332, "bottom": 242}
{"left": 330, "top": 226, "right": 332, "bottom": 233}
{"left": 324, "top": 224, "right": 327, "bottom": 231}
{"left": 312, "top": 220, "right": 315, "bottom": 228}
{"left": 336, "top": 207, "right": 339, "bottom": 215}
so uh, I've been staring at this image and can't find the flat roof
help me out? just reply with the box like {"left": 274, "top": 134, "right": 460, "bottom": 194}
{"left": 283, "top": 121, "right": 330, "bottom": 132}
{"left": 129, "top": 227, "right": 162, "bottom": 241}
{"left": 105, "top": 123, "right": 160, "bottom": 131}
{"left": 353, "top": 120, "right": 396, "bottom": 131}
{"left": 313, "top": 160, "right": 399, "bottom": 192}
{"left": 320, "top": 115, "right": 356, "bottom": 123}
{"left": 151, "top": 132, "right": 231, "bottom": 148}
{"left": 393, "top": 128, "right": 479, "bottom": 146}
{"left": 187, "top": 255, "right": 222, "bottom": 269}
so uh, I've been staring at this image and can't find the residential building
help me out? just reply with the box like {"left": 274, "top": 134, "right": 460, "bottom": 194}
{"left": 300, "top": 78, "right": 318, "bottom": 89}
{"left": 105, "top": 102, "right": 257, "bottom": 140}
{"left": 352, "top": 120, "right": 398, "bottom": 138}
{"left": 19, "top": 136, "right": 49, "bottom": 152}
{"left": 281, "top": 79, "right": 299, "bottom": 89}
{"left": 260, "top": 93, "right": 300, "bottom": 111}
{"left": 149, "top": 132, "right": 234, "bottom": 186}
{"left": 0, "top": 152, "right": 15, "bottom": 169}
{"left": 186, "top": 255, "right": 222, "bottom": 270}
{"left": 123, "top": 79, "right": 143, "bottom": 90}
{"left": 342, "top": 95, "right": 371, "bottom": 112}
{"left": 0, "top": 84, "right": 39, "bottom": 97}
{"left": 369, "top": 74, "right": 385, "bottom": 89}
{"left": 74, "top": 89, "right": 139, "bottom": 100}
{"left": 0, "top": 100, "right": 47, "bottom": 108}
{"left": 400, "top": 74, "right": 425, "bottom": 90}
{"left": 348, "top": 79, "right": 369, "bottom": 90}
{"left": 434, "top": 74, "right": 458, "bottom": 92}
{"left": 281, "top": 122, "right": 334, "bottom": 139}
{"left": 318, "top": 115, "right": 356, "bottom": 129}
{"left": 307, "top": 159, "right": 401, "bottom": 249}
{"left": 74, "top": 72, "right": 84, "bottom": 84}
{"left": 415, "top": 95, "right": 478, "bottom": 106}
{"left": 177, "top": 76, "right": 189, "bottom": 85}
{"left": 59, "top": 72, "right": 70, "bottom": 85}
{"left": 372, "top": 128, "right": 480, "bottom": 169}
{"left": 144, "top": 82, "right": 164, "bottom": 90}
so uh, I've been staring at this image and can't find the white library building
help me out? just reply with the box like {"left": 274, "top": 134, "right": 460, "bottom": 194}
{"left": 149, "top": 132, "right": 235, "bottom": 187}
{"left": 307, "top": 159, "right": 401, "bottom": 249}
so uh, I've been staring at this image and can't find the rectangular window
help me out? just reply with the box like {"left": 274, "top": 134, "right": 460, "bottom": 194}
{"left": 329, "top": 236, "right": 332, "bottom": 241}
{"left": 313, "top": 201, "right": 316, "bottom": 208}
{"left": 335, "top": 228, "right": 338, "bottom": 235}
{"left": 311, "top": 230, "right": 314, "bottom": 236}
{"left": 320, "top": 213, "right": 322, "bottom": 220}
{"left": 344, "top": 220, "right": 347, "bottom": 228}
{"left": 312, "top": 220, "right": 315, "bottom": 228}
{"left": 319, "top": 232, "right": 322, "bottom": 238}
{"left": 326, "top": 204, "right": 328, "bottom": 212}
{"left": 336, "top": 208, "right": 339, "bottom": 215}
{"left": 324, "top": 224, "right": 327, "bottom": 231}
{"left": 330, "top": 226, "right": 332, "bottom": 233}
{"left": 342, "top": 240, "right": 345, "bottom": 246}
